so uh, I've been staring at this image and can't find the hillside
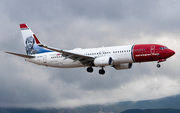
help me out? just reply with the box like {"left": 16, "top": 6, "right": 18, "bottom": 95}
{"left": 121, "top": 108, "right": 180, "bottom": 113}
{"left": 0, "top": 94, "right": 180, "bottom": 113}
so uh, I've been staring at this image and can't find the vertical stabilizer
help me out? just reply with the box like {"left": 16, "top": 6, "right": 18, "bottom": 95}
{"left": 20, "top": 23, "right": 52, "bottom": 55}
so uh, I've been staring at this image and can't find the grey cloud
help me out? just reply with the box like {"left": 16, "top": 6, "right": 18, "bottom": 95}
{"left": 0, "top": 0, "right": 180, "bottom": 108}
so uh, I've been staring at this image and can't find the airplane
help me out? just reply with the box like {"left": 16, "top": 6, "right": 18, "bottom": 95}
{"left": 6, "top": 23, "right": 175, "bottom": 75}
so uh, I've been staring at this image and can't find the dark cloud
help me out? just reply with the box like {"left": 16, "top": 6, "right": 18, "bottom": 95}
{"left": 0, "top": 0, "right": 180, "bottom": 108}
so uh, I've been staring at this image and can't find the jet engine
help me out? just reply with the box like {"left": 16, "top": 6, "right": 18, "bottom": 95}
{"left": 94, "top": 56, "right": 113, "bottom": 66}
{"left": 113, "top": 63, "right": 132, "bottom": 70}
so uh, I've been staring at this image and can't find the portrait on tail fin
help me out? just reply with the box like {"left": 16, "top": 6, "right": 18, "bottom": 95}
{"left": 25, "top": 36, "right": 36, "bottom": 55}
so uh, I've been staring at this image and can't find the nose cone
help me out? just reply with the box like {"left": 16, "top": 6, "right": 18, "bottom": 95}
{"left": 169, "top": 49, "right": 175, "bottom": 57}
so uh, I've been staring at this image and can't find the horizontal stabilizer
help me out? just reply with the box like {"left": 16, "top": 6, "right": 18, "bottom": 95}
{"left": 5, "top": 52, "right": 35, "bottom": 58}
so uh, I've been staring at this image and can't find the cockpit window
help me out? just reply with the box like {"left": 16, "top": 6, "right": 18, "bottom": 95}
{"left": 160, "top": 47, "right": 168, "bottom": 50}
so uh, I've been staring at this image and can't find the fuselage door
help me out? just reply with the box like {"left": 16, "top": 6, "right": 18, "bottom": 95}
{"left": 98, "top": 51, "right": 105, "bottom": 56}
{"left": 43, "top": 55, "right": 47, "bottom": 63}
{"left": 150, "top": 46, "right": 155, "bottom": 55}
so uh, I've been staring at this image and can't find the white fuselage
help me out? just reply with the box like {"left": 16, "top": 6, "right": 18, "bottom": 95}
{"left": 25, "top": 45, "right": 134, "bottom": 68}
{"left": 6, "top": 23, "right": 175, "bottom": 75}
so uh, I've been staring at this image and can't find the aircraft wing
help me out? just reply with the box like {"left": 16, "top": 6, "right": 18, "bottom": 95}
{"left": 5, "top": 52, "right": 35, "bottom": 58}
{"left": 33, "top": 34, "right": 95, "bottom": 65}
{"left": 39, "top": 44, "right": 95, "bottom": 65}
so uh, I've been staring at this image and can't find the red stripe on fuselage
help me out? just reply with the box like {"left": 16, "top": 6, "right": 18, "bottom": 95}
{"left": 133, "top": 44, "right": 170, "bottom": 62}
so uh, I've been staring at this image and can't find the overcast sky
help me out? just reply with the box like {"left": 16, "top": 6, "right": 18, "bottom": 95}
{"left": 0, "top": 0, "right": 180, "bottom": 108}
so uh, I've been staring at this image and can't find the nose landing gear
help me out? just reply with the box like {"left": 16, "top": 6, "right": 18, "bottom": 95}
{"left": 157, "top": 63, "right": 161, "bottom": 68}
{"left": 157, "top": 59, "right": 166, "bottom": 68}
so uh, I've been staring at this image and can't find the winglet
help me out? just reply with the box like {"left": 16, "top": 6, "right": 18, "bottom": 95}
{"left": 33, "top": 34, "right": 41, "bottom": 45}
{"left": 33, "top": 34, "right": 46, "bottom": 48}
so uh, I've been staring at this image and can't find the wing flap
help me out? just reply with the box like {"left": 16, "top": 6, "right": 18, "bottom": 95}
{"left": 39, "top": 44, "right": 94, "bottom": 59}
{"left": 38, "top": 44, "right": 95, "bottom": 65}
{"left": 34, "top": 34, "right": 95, "bottom": 65}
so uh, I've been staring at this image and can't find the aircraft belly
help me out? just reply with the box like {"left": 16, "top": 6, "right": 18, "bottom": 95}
{"left": 25, "top": 58, "right": 44, "bottom": 65}
{"left": 58, "top": 59, "right": 83, "bottom": 68}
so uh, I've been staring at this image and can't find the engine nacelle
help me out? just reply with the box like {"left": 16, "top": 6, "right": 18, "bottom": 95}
{"left": 113, "top": 63, "right": 132, "bottom": 70}
{"left": 94, "top": 56, "right": 113, "bottom": 66}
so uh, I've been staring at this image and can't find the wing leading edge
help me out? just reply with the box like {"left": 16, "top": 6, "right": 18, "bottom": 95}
{"left": 34, "top": 36, "right": 95, "bottom": 66}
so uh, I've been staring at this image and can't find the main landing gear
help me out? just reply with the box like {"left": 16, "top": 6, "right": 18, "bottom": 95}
{"left": 86, "top": 67, "right": 105, "bottom": 75}
{"left": 87, "top": 67, "right": 93, "bottom": 73}
{"left": 99, "top": 67, "right": 105, "bottom": 75}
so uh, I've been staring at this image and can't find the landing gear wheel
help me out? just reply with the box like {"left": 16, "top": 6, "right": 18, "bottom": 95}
{"left": 99, "top": 69, "right": 105, "bottom": 75}
{"left": 87, "top": 67, "right": 93, "bottom": 73}
{"left": 157, "top": 64, "right": 161, "bottom": 68}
